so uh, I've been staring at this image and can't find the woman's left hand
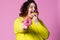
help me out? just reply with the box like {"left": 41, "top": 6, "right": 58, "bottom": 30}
{"left": 32, "top": 13, "right": 38, "bottom": 23}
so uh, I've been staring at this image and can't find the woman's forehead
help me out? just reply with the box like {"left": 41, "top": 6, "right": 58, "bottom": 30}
{"left": 29, "top": 3, "right": 35, "bottom": 6}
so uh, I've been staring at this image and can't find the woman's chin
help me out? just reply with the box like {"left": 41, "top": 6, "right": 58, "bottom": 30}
{"left": 28, "top": 16, "right": 33, "bottom": 19}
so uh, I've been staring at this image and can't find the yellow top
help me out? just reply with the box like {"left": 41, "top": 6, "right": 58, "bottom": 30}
{"left": 14, "top": 17, "right": 50, "bottom": 40}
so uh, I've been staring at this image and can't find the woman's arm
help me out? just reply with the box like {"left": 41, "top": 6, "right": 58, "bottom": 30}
{"left": 14, "top": 17, "right": 28, "bottom": 34}
{"left": 31, "top": 17, "right": 50, "bottom": 39}
{"left": 38, "top": 19, "right": 50, "bottom": 39}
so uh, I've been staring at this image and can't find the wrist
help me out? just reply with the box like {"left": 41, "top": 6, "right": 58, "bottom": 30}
{"left": 33, "top": 16, "right": 38, "bottom": 23}
{"left": 22, "top": 22, "right": 28, "bottom": 30}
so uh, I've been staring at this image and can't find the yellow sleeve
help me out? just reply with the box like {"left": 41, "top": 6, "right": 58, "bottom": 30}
{"left": 14, "top": 17, "right": 27, "bottom": 34}
{"left": 31, "top": 19, "right": 50, "bottom": 39}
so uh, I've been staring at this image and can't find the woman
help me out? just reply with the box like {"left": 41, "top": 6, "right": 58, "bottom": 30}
{"left": 14, "top": 0, "right": 50, "bottom": 40}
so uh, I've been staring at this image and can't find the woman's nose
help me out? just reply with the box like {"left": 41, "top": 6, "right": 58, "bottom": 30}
{"left": 32, "top": 7, "right": 35, "bottom": 12}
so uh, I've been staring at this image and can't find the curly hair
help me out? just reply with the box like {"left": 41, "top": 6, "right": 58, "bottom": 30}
{"left": 19, "top": 0, "right": 39, "bottom": 17}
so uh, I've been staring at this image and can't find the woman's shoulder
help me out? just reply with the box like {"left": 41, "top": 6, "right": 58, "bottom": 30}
{"left": 14, "top": 16, "right": 24, "bottom": 23}
{"left": 38, "top": 18, "right": 45, "bottom": 26}
{"left": 38, "top": 18, "right": 47, "bottom": 28}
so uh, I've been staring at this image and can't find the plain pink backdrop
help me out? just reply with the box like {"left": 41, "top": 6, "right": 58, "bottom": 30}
{"left": 0, "top": 0, "right": 60, "bottom": 40}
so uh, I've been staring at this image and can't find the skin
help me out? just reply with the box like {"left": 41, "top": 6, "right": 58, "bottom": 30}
{"left": 25, "top": 3, "right": 38, "bottom": 19}
{"left": 23, "top": 3, "right": 38, "bottom": 29}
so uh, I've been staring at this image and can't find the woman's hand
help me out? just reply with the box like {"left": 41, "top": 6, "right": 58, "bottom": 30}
{"left": 32, "top": 13, "right": 38, "bottom": 23}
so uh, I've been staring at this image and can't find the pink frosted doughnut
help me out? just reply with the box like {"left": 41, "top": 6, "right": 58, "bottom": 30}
{"left": 23, "top": 17, "right": 32, "bottom": 26}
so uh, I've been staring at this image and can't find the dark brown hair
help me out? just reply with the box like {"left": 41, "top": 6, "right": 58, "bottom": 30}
{"left": 19, "top": 0, "right": 39, "bottom": 17}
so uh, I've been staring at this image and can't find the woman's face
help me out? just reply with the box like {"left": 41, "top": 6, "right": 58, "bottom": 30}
{"left": 27, "top": 3, "right": 36, "bottom": 18}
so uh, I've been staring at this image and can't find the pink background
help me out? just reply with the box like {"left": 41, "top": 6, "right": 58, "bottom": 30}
{"left": 0, "top": 0, "right": 60, "bottom": 40}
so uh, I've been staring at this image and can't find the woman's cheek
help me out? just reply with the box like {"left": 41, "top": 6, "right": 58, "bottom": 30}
{"left": 28, "top": 14, "right": 33, "bottom": 18}
{"left": 29, "top": 8, "right": 31, "bottom": 12}
{"left": 28, "top": 9, "right": 32, "bottom": 17}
